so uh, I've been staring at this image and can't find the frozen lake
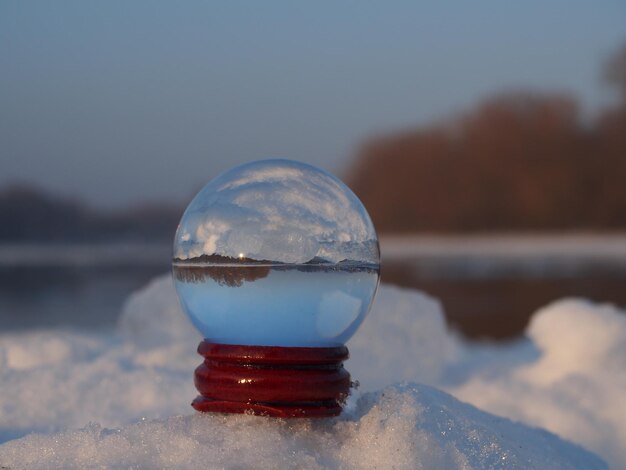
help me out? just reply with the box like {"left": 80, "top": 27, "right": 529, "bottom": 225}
{"left": 381, "top": 234, "right": 626, "bottom": 338}
{"left": 0, "top": 244, "right": 168, "bottom": 331}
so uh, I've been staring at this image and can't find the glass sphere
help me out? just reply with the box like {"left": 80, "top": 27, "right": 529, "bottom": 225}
{"left": 172, "top": 159, "right": 380, "bottom": 347}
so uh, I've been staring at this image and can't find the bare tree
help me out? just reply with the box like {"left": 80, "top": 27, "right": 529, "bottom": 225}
{"left": 604, "top": 42, "right": 626, "bottom": 100}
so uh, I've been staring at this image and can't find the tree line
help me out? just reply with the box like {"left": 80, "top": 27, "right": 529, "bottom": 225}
{"left": 347, "top": 44, "right": 626, "bottom": 232}
{"left": 0, "top": 185, "right": 180, "bottom": 243}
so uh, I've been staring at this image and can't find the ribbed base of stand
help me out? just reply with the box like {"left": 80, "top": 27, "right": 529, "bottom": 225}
{"left": 192, "top": 341, "right": 351, "bottom": 418}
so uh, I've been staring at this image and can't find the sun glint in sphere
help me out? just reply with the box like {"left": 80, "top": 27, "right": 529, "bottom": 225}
{"left": 172, "top": 159, "right": 380, "bottom": 347}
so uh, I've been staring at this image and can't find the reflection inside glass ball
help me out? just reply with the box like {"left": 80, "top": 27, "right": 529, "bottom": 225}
{"left": 172, "top": 159, "right": 380, "bottom": 347}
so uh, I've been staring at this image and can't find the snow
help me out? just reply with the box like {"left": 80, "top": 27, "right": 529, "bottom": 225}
{"left": 449, "top": 299, "right": 626, "bottom": 468}
{"left": 0, "top": 274, "right": 623, "bottom": 468}
{"left": 0, "top": 385, "right": 604, "bottom": 470}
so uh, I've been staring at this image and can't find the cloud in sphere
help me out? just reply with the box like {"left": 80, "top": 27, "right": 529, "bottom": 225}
{"left": 174, "top": 160, "right": 379, "bottom": 264}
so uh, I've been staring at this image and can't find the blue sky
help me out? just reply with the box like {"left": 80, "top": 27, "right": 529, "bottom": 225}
{"left": 1, "top": 1, "right": 625, "bottom": 207}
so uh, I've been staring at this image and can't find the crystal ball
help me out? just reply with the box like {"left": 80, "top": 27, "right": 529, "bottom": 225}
{"left": 172, "top": 159, "right": 380, "bottom": 347}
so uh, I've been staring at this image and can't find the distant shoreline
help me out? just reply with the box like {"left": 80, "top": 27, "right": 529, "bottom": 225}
{"left": 0, "top": 243, "right": 171, "bottom": 268}
{"left": 1, "top": 235, "right": 626, "bottom": 278}
{"left": 380, "top": 233, "right": 626, "bottom": 260}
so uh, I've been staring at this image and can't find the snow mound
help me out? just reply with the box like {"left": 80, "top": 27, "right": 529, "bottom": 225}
{"left": 0, "top": 276, "right": 449, "bottom": 440}
{"left": 348, "top": 285, "right": 454, "bottom": 389}
{"left": 0, "top": 277, "right": 199, "bottom": 439}
{"left": 0, "top": 383, "right": 605, "bottom": 470}
{"left": 117, "top": 274, "right": 199, "bottom": 347}
{"left": 449, "top": 298, "right": 626, "bottom": 469}
{"left": 1, "top": 274, "right": 623, "bottom": 467}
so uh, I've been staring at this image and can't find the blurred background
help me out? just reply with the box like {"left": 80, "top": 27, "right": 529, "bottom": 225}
{"left": 1, "top": 1, "right": 625, "bottom": 340}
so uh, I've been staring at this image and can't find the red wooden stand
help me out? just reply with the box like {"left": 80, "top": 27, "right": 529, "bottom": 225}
{"left": 192, "top": 341, "right": 351, "bottom": 418}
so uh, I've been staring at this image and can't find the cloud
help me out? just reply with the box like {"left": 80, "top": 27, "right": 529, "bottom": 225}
{"left": 217, "top": 165, "right": 306, "bottom": 192}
